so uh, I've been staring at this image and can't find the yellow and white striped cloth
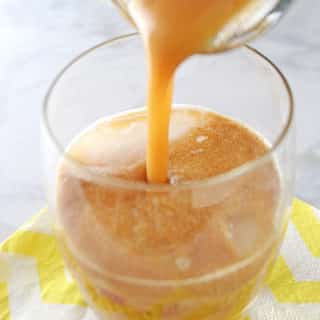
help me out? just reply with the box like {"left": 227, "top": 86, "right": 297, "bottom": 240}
{"left": 0, "top": 199, "right": 319, "bottom": 319}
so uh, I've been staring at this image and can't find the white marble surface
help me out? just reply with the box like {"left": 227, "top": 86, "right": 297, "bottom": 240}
{"left": 0, "top": 0, "right": 319, "bottom": 240}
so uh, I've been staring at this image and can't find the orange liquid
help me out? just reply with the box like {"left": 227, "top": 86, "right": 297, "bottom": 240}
{"left": 55, "top": 2, "right": 283, "bottom": 319}
{"left": 129, "top": 0, "right": 254, "bottom": 182}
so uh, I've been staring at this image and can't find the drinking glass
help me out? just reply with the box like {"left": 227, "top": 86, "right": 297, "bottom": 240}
{"left": 42, "top": 33, "right": 295, "bottom": 320}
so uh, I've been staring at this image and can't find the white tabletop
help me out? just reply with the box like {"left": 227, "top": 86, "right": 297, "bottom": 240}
{"left": 0, "top": 0, "right": 319, "bottom": 241}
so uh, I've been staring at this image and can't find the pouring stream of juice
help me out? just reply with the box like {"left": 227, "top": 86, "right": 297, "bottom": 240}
{"left": 112, "top": 0, "right": 292, "bottom": 183}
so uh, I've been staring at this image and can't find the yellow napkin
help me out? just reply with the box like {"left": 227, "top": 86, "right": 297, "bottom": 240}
{"left": 0, "top": 199, "right": 319, "bottom": 320}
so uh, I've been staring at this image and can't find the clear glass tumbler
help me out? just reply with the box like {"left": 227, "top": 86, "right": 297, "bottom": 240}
{"left": 42, "top": 34, "right": 295, "bottom": 320}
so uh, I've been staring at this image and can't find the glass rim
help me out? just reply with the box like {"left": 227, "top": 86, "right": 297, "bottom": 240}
{"left": 43, "top": 32, "right": 294, "bottom": 194}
